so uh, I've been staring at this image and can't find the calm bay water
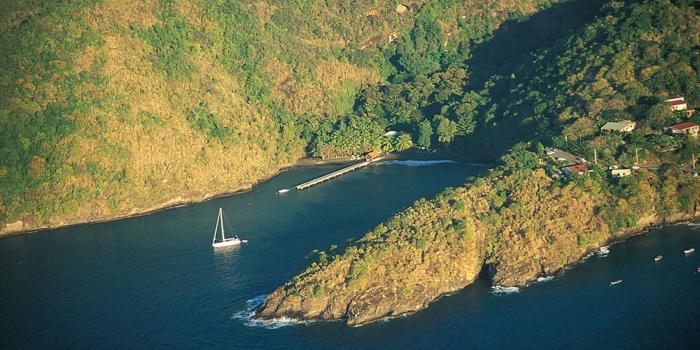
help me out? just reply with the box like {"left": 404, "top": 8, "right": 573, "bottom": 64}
{"left": 1, "top": 161, "right": 698, "bottom": 349}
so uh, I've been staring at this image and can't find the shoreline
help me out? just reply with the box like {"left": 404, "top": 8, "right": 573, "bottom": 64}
{"left": 252, "top": 211, "right": 700, "bottom": 328}
{"left": 517, "top": 212, "right": 699, "bottom": 288}
{"left": 0, "top": 151, "right": 465, "bottom": 239}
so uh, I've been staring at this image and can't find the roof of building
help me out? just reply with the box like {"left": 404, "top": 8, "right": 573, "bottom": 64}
{"left": 668, "top": 121, "right": 699, "bottom": 130}
{"left": 601, "top": 120, "right": 636, "bottom": 130}
{"left": 669, "top": 100, "right": 687, "bottom": 106}
{"left": 563, "top": 164, "right": 588, "bottom": 173}
{"left": 665, "top": 97, "right": 686, "bottom": 105}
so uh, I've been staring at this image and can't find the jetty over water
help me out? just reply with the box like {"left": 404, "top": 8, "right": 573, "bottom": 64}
{"left": 295, "top": 156, "right": 385, "bottom": 190}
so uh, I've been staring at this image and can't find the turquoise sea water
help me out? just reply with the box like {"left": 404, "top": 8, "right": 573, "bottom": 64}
{"left": 1, "top": 161, "right": 698, "bottom": 349}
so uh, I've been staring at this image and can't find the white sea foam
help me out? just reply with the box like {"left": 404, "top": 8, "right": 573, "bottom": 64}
{"left": 232, "top": 295, "right": 311, "bottom": 329}
{"left": 580, "top": 251, "right": 596, "bottom": 262}
{"left": 598, "top": 246, "right": 610, "bottom": 257}
{"left": 491, "top": 286, "right": 520, "bottom": 295}
{"left": 536, "top": 276, "right": 555, "bottom": 283}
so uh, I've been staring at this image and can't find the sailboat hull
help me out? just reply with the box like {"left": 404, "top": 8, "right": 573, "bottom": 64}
{"left": 212, "top": 238, "right": 247, "bottom": 248}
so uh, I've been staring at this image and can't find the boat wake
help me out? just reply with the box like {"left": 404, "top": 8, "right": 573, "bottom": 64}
{"left": 232, "top": 295, "right": 311, "bottom": 329}
{"left": 491, "top": 286, "right": 520, "bottom": 295}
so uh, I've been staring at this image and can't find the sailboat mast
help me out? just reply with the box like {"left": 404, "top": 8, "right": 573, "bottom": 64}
{"left": 220, "top": 208, "right": 226, "bottom": 240}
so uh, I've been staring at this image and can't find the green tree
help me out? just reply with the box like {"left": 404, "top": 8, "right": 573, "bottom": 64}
{"left": 417, "top": 120, "right": 433, "bottom": 149}
{"left": 394, "top": 133, "right": 414, "bottom": 152}
{"left": 435, "top": 116, "right": 457, "bottom": 144}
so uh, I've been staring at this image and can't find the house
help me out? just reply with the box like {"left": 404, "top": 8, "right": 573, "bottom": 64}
{"left": 665, "top": 97, "right": 688, "bottom": 111}
{"left": 665, "top": 121, "right": 699, "bottom": 137}
{"left": 562, "top": 164, "right": 588, "bottom": 175}
{"left": 601, "top": 120, "right": 636, "bottom": 133}
{"left": 383, "top": 130, "right": 398, "bottom": 137}
{"left": 611, "top": 169, "right": 632, "bottom": 178}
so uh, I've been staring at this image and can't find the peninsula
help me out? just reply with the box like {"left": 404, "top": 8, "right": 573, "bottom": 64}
{"left": 256, "top": 0, "right": 700, "bottom": 325}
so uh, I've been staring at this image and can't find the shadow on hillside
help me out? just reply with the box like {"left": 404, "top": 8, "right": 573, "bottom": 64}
{"left": 468, "top": 0, "right": 609, "bottom": 88}
{"left": 453, "top": 0, "right": 609, "bottom": 159}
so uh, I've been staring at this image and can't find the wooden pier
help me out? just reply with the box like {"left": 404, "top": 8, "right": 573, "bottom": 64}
{"left": 295, "top": 157, "right": 385, "bottom": 190}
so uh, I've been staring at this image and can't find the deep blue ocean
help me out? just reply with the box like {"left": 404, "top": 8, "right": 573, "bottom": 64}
{"left": 1, "top": 161, "right": 698, "bottom": 349}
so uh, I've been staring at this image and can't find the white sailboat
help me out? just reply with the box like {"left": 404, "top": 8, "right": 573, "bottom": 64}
{"left": 211, "top": 208, "right": 247, "bottom": 248}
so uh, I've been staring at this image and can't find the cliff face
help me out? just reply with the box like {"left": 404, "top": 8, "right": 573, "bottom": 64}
{"left": 256, "top": 163, "right": 698, "bottom": 325}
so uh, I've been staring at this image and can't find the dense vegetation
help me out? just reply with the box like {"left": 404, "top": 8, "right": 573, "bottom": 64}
{"left": 1, "top": 0, "right": 698, "bottom": 325}
{"left": 258, "top": 0, "right": 700, "bottom": 325}
{"left": 0, "top": 0, "right": 558, "bottom": 230}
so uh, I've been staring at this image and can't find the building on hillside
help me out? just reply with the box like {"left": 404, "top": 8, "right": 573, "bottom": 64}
{"left": 601, "top": 120, "right": 636, "bottom": 133}
{"left": 562, "top": 164, "right": 588, "bottom": 176}
{"left": 665, "top": 97, "right": 688, "bottom": 111}
{"left": 611, "top": 169, "right": 632, "bottom": 178}
{"left": 665, "top": 121, "right": 699, "bottom": 137}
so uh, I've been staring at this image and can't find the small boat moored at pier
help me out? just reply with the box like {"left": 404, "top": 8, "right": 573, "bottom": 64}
{"left": 277, "top": 188, "right": 290, "bottom": 194}
{"left": 684, "top": 248, "right": 695, "bottom": 255}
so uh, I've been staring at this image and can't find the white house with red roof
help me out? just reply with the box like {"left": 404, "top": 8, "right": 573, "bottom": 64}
{"left": 665, "top": 97, "right": 688, "bottom": 111}
{"left": 666, "top": 121, "right": 699, "bottom": 137}
{"left": 562, "top": 164, "right": 588, "bottom": 175}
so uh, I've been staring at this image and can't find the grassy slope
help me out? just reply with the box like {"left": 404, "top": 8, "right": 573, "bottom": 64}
{"left": 0, "top": 0, "right": 554, "bottom": 232}
{"left": 257, "top": 0, "right": 700, "bottom": 325}
{"left": 0, "top": 0, "right": 406, "bottom": 231}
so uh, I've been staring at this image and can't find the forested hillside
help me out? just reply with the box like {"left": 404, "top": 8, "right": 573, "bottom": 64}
{"left": 257, "top": 0, "right": 700, "bottom": 326}
{"left": 0, "top": 0, "right": 558, "bottom": 233}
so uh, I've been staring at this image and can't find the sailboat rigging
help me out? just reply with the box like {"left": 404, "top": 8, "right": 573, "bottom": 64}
{"left": 212, "top": 208, "right": 248, "bottom": 248}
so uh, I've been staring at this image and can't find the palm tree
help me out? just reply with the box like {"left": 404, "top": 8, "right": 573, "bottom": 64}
{"left": 377, "top": 136, "right": 394, "bottom": 152}
{"left": 393, "top": 133, "right": 414, "bottom": 152}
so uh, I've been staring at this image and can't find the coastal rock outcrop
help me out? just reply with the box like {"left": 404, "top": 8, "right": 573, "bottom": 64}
{"left": 257, "top": 192, "right": 487, "bottom": 325}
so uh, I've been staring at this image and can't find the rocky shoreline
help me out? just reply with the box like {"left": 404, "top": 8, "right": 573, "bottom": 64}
{"left": 488, "top": 212, "right": 698, "bottom": 288}
{"left": 256, "top": 213, "right": 698, "bottom": 327}
{"left": 253, "top": 165, "right": 699, "bottom": 327}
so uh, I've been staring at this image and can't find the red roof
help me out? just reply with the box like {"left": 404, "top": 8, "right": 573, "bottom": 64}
{"left": 666, "top": 97, "right": 685, "bottom": 105}
{"left": 669, "top": 99, "right": 686, "bottom": 106}
{"left": 668, "top": 121, "right": 699, "bottom": 130}
{"left": 563, "top": 164, "right": 588, "bottom": 173}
